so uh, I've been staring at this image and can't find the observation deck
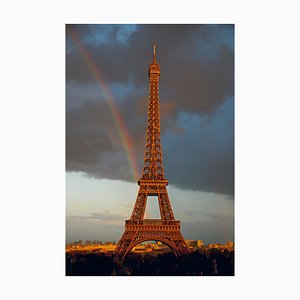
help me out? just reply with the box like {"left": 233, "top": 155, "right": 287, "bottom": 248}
{"left": 125, "top": 219, "right": 181, "bottom": 232}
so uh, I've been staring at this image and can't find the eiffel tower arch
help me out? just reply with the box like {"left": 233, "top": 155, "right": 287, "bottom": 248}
{"left": 114, "top": 45, "right": 189, "bottom": 264}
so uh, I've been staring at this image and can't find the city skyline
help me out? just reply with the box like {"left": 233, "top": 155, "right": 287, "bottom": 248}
{"left": 66, "top": 24, "right": 234, "bottom": 244}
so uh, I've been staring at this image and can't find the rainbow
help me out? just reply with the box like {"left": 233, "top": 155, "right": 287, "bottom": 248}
{"left": 68, "top": 27, "right": 139, "bottom": 182}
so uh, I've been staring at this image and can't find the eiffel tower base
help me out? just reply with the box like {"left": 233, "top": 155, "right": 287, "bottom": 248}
{"left": 114, "top": 219, "right": 189, "bottom": 265}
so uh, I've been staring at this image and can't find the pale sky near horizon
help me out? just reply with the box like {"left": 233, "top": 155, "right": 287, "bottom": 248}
{"left": 66, "top": 172, "right": 234, "bottom": 244}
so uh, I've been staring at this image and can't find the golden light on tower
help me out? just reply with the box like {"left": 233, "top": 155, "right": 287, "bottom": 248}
{"left": 114, "top": 45, "right": 189, "bottom": 264}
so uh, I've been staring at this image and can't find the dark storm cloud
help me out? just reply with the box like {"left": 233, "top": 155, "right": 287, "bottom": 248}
{"left": 163, "top": 98, "right": 234, "bottom": 195}
{"left": 66, "top": 24, "right": 234, "bottom": 196}
{"left": 66, "top": 90, "right": 147, "bottom": 180}
{"left": 66, "top": 24, "right": 233, "bottom": 115}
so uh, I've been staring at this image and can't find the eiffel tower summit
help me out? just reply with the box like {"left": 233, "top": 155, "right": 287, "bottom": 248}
{"left": 114, "top": 44, "right": 189, "bottom": 263}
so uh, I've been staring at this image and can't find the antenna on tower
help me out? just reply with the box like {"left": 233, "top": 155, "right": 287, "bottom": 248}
{"left": 153, "top": 43, "right": 156, "bottom": 63}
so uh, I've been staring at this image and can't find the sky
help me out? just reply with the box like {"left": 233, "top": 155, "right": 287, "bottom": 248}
{"left": 66, "top": 24, "right": 234, "bottom": 244}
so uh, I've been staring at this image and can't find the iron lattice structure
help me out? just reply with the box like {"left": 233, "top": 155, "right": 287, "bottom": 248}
{"left": 114, "top": 45, "right": 189, "bottom": 263}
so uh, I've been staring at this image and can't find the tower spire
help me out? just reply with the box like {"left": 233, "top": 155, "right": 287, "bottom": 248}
{"left": 153, "top": 43, "right": 156, "bottom": 63}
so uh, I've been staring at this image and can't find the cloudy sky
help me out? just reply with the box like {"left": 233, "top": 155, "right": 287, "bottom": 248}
{"left": 66, "top": 24, "right": 234, "bottom": 244}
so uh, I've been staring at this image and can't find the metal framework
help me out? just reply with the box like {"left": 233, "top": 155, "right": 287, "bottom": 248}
{"left": 114, "top": 45, "right": 189, "bottom": 263}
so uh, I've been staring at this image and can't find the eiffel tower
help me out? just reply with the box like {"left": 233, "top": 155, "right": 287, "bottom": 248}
{"left": 114, "top": 44, "right": 189, "bottom": 263}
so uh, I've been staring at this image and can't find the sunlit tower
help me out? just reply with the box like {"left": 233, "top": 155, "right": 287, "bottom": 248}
{"left": 114, "top": 44, "right": 189, "bottom": 263}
